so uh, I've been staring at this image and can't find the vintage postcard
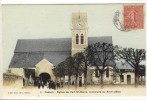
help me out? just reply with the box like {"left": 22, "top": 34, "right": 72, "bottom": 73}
{"left": 0, "top": 3, "right": 146, "bottom": 99}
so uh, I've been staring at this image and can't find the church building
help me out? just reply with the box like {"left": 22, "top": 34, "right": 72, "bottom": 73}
{"left": 8, "top": 12, "right": 113, "bottom": 86}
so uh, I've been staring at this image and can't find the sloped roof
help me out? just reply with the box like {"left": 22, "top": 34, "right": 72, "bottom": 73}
{"left": 88, "top": 36, "right": 112, "bottom": 45}
{"left": 9, "top": 53, "right": 44, "bottom": 68}
{"left": 14, "top": 36, "right": 112, "bottom": 53}
{"left": 115, "top": 60, "right": 134, "bottom": 69}
{"left": 15, "top": 38, "right": 71, "bottom": 52}
{"left": 9, "top": 36, "right": 113, "bottom": 68}
{"left": 9, "top": 52, "right": 71, "bottom": 68}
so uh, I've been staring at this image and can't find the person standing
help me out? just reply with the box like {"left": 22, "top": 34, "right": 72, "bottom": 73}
{"left": 41, "top": 81, "right": 44, "bottom": 89}
{"left": 47, "top": 81, "right": 49, "bottom": 88}
{"left": 61, "top": 80, "right": 63, "bottom": 88}
{"left": 48, "top": 81, "right": 51, "bottom": 89}
{"left": 56, "top": 81, "right": 60, "bottom": 89}
{"left": 38, "top": 80, "right": 41, "bottom": 89}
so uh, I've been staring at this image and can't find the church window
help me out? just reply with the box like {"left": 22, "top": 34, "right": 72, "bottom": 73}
{"left": 81, "top": 34, "right": 84, "bottom": 44}
{"left": 95, "top": 69, "right": 99, "bottom": 77}
{"left": 76, "top": 34, "right": 79, "bottom": 44}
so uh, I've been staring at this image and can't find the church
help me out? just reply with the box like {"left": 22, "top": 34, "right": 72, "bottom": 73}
{"left": 7, "top": 12, "right": 115, "bottom": 87}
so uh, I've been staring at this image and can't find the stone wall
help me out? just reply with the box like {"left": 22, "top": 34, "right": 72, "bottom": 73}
{"left": 9, "top": 68, "right": 24, "bottom": 77}
{"left": 87, "top": 66, "right": 114, "bottom": 85}
{"left": 3, "top": 73, "right": 23, "bottom": 88}
{"left": 114, "top": 72, "right": 135, "bottom": 84}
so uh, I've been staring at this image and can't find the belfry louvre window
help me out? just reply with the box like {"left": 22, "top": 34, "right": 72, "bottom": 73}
{"left": 81, "top": 34, "right": 84, "bottom": 44}
{"left": 76, "top": 34, "right": 79, "bottom": 44}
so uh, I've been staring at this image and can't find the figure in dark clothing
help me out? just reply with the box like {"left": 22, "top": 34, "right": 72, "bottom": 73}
{"left": 56, "top": 81, "right": 60, "bottom": 89}
{"left": 51, "top": 81, "right": 56, "bottom": 90}
{"left": 79, "top": 80, "right": 82, "bottom": 87}
{"left": 72, "top": 81, "right": 74, "bottom": 86}
{"left": 48, "top": 81, "right": 51, "bottom": 89}
{"left": 61, "top": 80, "right": 63, "bottom": 88}
{"left": 53, "top": 82, "right": 56, "bottom": 90}
{"left": 41, "top": 81, "right": 44, "bottom": 89}
{"left": 38, "top": 80, "right": 41, "bottom": 89}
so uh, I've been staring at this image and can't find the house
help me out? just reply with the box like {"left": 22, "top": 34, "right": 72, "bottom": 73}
{"left": 114, "top": 60, "right": 135, "bottom": 84}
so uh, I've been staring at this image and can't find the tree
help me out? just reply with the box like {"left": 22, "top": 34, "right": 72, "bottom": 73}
{"left": 115, "top": 48, "right": 145, "bottom": 87}
{"left": 83, "top": 46, "right": 93, "bottom": 89}
{"left": 88, "top": 42, "right": 115, "bottom": 88}
{"left": 64, "top": 56, "right": 75, "bottom": 89}
{"left": 73, "top": 52, "right": 85, "bottom": 89}
{"left": 54, "top": 61, "right": 66, "bottom": 83}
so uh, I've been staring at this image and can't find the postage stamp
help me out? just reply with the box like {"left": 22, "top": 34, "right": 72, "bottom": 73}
{"left": 124, "top": 5, "right": 144, "bottom": 29}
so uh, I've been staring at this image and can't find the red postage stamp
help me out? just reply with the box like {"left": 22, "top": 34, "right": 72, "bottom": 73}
{"left": 124, "top": 5, "right": 144, "bottom": 29}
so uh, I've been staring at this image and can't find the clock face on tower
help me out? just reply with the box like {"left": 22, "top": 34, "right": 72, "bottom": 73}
{"left": 72, "top": 12, "right": 87, "bottom": 29}
{"left": 76, "top": 22, "right": 82, "bottom": 28}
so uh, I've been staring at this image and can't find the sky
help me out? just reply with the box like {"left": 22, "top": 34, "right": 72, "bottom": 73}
{"left": 2, "top": 4, "right": 146, "bottom": 72}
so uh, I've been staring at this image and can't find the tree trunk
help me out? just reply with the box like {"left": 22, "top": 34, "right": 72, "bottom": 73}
{"left": 84, "top": 60, "right": 87, "bottom": 89}
{"left": 63, "top": 75, "right": 65, "bottom": 87}
{"left": 100, "top": 71, "right": 104, "bottom": 89}
{"left": 84, "top": 77, "right": 87, "bottom": 89}
{"left": 55, "top": 76, "right": 57, "bottom": 83}
{"left": 141, "top": 76, "right": 143, "bottom": 85}
{"left": 68, "top": 75, "right": 71, "bottom": 89}
{"left": 60, "top": 77, "right": 61, "bottom": 86}
{"left": 75, "top": 74, "right": 78, "bottom": 89}
{"left": 135, "top": 67, "right": 139, "bottom": 88}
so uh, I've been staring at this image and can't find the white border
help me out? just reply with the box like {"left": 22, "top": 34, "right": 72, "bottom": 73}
{"left": 0, "top": 0, "right": 147, "bottom": 4}
{"left": 0, "top": 0, "right": 147, "bottom": 100}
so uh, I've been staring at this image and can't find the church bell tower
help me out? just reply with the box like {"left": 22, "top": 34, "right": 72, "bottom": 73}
{"left": 71, "top": 12, "right": 88, "bottom": 56}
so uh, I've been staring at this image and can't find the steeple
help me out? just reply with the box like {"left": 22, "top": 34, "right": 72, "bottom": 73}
{"left": 71, "top": 12, "right": 88, "bottom": 56}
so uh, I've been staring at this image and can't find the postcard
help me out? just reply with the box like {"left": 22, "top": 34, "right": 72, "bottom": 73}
{"left": 0, "top": 3, "right": 146, "bottom": 99}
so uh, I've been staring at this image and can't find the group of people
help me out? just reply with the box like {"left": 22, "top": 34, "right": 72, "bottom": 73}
{"left": 37, "top": 80, "right": 45, "bottom": 89}
{"left": 37, "top": 79, "right": 63, "bottom": 90}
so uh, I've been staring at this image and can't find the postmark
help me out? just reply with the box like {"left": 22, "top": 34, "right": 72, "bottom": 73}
{"left": 113, "top": 10, "right": 130, "bottom": 32}
{"left": 124, "top": 5, "right": 144, "bottom": 30}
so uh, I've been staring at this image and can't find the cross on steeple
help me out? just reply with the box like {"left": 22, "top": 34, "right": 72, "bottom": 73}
{"left": 78, "top": 11, "right": 80, "bottom": 19}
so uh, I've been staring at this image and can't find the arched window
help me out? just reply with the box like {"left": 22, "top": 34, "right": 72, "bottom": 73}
{"left": 81, "top": 34, "right": 84, "bottom": 44}
{"left": 76, "top": 34, "right": 79, "bottom": 44}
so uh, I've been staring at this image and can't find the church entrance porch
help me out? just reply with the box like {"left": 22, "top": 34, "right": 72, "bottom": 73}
{"left": 39, "top": 73, "right": 51, "bottom": 85}
{"left": 35, "top": 59, "right": 56, "bottom": 82}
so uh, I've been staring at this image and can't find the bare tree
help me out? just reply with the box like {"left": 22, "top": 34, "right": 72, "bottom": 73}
{"left": 115, "top": 48, "right": 145, "bottom": 87}
{"left": 83, "top": 46, "right": 94, "bottom": 89}
{"left": 88, "top": 42, "right": 115, "bottom": 88}
{"left": 54, "top": 61, "right": 66, "bottom": 84}
{"left": 64, "top": 56, "right": 75, "bottom": 89}
{"left": 73, "top": 52, "right": 85, "bottom": 89}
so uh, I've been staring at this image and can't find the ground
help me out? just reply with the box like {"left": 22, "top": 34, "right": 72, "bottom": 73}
{"left": 2, "top": 85, "right": 146, "bottom": 98}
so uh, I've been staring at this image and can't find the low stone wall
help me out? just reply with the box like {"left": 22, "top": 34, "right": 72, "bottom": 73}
{"left": 3, "top": 73, "right": 23, "bottom": 88}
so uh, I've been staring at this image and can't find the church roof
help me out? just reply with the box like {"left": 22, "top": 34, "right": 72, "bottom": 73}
{"left": 9, "top": 52, "right": 71, "bottom": 68}
{"left": 9, "top": 36, "right": 113, "bottom": 68}
{"left": 15, "top": 38, "right": 71, "bottom": 52}
{"left": 14, "top": 36, "right": 112, "bottom": 53}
